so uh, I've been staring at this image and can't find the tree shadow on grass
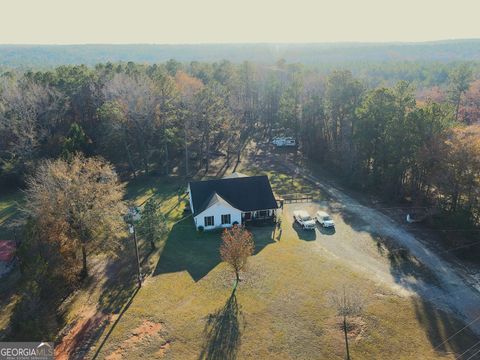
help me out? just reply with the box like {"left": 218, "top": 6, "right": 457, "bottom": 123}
{"left": 153, "top": 220, "right": 274, "bottom": 282}
{"left": 250, "top": 152, "right": 480, "bottom": 357}
{"left": 97, "top": 259, "right": 138, "bottom": 314}
{"left": 55, "top": 255, "right": 141, "bottom": 359}
{"left": 324, "top": 206, "right": 480, "bottom": 356}
{"left": 412, "top": 296, "right": 480, "bottom": 359}
{"left": 329, "top": 203, "right": 445, "bottom": 291}
{"left": 0, "top": 203, "right": 18, "bottom": 238}
{"left": 372, "top": 234, "right": 480, "bottom": 357}
{"left": 373, "top": 235, "right": 444, "bottom": 291}
{"left": 60, "top": 312, "right": 111, "bottom": 360}
{"left": 91, "top": 286, "right": 140, "bottom": 360}
{"left": 198, "top": 289, "right": 243, "bottom": 360}
{"left": 124, "top": 175, "right": 185, "bottom": 206}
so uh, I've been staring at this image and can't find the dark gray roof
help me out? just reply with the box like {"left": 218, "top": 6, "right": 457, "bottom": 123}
{"left": 189, "top": 175, "right": 278, "bottom": 215}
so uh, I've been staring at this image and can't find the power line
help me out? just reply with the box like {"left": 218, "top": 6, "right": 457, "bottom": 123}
{"left": 406, "top": 274, "right": 480, "bottom": 358}
{"left": 279, "top": 160, "right": 480, "bottom": 357}
{"left": 464, "top": 345, "right": 480, "bottom": 360}
{"left": 456, "top": 339, "right": 480, "bottom": 359}
{"left": 436, "top": 240, "right": 480, "bottom": 254}
{"left": 432, "top": 314, "right": 480, "bottom": 352}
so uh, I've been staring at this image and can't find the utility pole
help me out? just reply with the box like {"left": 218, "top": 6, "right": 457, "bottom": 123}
{"left": 129, "top": 224, "right": 142, "bottom": 288}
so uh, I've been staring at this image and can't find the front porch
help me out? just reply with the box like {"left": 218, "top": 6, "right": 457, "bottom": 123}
{"left": 242, "top": 209, "right": 277, "bottom": 226}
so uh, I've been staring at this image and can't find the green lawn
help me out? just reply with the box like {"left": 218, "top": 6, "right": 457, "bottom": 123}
{"left": 0, "top": 190, "right": 22, "bottom": 239}
{"left": 1, "top": 170, "right": 478, "bottom": 359}
{"left": 89, "top": 170, "right": 478, "bottom": 360}
{"left": 153, "top": 221, "right": 276, "bottom": 282}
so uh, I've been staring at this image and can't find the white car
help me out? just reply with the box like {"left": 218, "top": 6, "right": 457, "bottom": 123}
{"left": 272, "top": 137, "right": 296, "bottom": 147}
{"left": 316, "top": 211, "right": 335, "bottom": 228}
{"left": 293, "top": 210, "right": 316, "bottom": 230}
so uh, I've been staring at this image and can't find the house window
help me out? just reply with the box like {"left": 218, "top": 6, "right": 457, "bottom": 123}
{"left": 204, "top": 216, "right": 214, "bottom": 227}
{"left": 221, "top": 214, "right": 231, "bottom": 225}
{"left": 258, "top": 210, "right": 268, "bottom": 218}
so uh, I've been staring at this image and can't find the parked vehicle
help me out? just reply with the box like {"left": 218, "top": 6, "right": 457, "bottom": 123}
{"left": 293, "top": 210, "right": 316, "bottom": 230}
{"left": 316, "top": 211, "right": 335, "bottom": 228}
{"left": 272, "top": 137, "right": 296, "bottom": 147}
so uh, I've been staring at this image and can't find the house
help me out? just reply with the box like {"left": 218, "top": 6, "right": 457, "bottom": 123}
{"left": 188, "top": 174, "right": 279, "bottom": 230}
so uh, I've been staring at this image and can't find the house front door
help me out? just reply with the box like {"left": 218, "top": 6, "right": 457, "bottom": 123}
{"left": 243, "top": 212, "right": 252, "bottom": 221}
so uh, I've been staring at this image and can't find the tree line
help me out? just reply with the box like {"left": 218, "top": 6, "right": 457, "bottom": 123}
{"left": 0, "top": 60, "right": 479, "bottom": 229}
{"left": 1, "top": 59, "right": 479, "bottom": 341}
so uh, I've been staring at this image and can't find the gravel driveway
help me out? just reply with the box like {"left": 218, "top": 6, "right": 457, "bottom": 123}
{"left": 276, "top": 158, "right": 480, "bottom": 336}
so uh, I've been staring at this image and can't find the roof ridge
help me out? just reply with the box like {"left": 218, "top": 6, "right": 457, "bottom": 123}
{"left": 189, "top": 174, "right": 266, "bottom": 185}
{"left": 197, "top": 191, "right": 237, "bottom": 215}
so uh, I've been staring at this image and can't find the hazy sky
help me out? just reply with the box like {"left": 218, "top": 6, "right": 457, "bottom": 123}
{"left": 2, "top": 0, "right": 480, "bottom": 44}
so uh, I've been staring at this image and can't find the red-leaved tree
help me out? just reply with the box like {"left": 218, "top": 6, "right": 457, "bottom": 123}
{"left": 220, "top": 226, "right": 255, "bottom": 284}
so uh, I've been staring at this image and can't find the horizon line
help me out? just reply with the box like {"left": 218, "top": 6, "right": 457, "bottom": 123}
{"left": 1, "top": 38, "right": 480, "bottom": 47}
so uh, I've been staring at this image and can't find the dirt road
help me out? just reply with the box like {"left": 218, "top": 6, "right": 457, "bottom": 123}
{"left": 275, "top": 157, "right": 480, "bottom": 336}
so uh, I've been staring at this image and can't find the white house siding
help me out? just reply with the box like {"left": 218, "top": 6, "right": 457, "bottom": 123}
{"left": 194, "top": 202, "right": 242, "bottom": 230}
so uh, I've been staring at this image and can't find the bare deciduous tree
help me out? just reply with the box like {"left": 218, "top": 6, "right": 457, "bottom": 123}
{"left": 0, "top": 76, "right": 65, "bottom": 176}
{"left": 329, "top": 286, "right": 366, "bottom": 360}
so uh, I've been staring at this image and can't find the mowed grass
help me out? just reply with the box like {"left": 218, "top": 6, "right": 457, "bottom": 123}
{"left": 92, "top": 172, "right": 478, "bottom": 359}
{"left": 58, "top": 176, "right": 190, "bottom": 322}
{"left": 1, "top": 175, "right": 189, "bottom": 344}
{"left": 0, "top": 190, "right": 23, "bottom": 338}
{"left": 1, "top": 170, "right": 477, "bottom": 358}
{"left": 0, "top": 190, "right": 23, "bottom": 239}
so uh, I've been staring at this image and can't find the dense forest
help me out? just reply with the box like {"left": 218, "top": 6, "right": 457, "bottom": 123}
{"left": 1, "top": 53, "right": 480, "bottom": 344}
{"left": 1, "top": 59, "right": 479, "bottom": 235}
{"left": 3, "top": 41, "right": 480, "bottom": 68}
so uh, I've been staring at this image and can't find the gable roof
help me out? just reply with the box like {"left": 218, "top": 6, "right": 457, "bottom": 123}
{"left": 202, "top": 192, "right": 236, "bottom": 211}
{"left": 189, "top": 175, "right": 278, "bottom": 215}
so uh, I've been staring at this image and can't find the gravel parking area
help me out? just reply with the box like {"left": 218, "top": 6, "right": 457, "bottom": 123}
{"left": 285, "top": 197, "right": 480, "bottom": 335}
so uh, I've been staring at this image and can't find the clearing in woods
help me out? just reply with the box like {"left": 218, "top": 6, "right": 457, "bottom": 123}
{"left": 86, "top": 159, "right": 480, "bottom": 359}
